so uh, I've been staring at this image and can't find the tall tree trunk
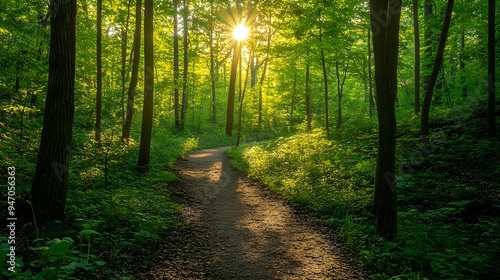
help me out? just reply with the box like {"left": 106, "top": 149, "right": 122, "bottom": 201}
{"left": 236, "top": 52, "right": 252, "bottom": 146}
{"left": 180, "top": 0, "right": 189, "bottom": 129}
{"left": 137, "top": 0, "right": 154, "bottom": 171}
{"left": 258, "top": 20, "right": 272, "bottom": 129}
{"left": 173, "top": 0, "right": 180, "bottom": 128}
{"left": 413, "top": 0, "right": 421, "bottom": 115}
{"left": 320, "top": 50, "right": 329, "bottom": 135}
{"left": 368, "top": 27, "right": 374, "bottom": 118}
{"left": 95, "top": 0, "right": 102, "bottom": 145}
{"left": 121, "top": 0, "right": 131, "bottom": 129}
{"left": 209, "top": 1, "right": 217, "bottom": 124}
{"left": 305, "top": 51, "right": 312, "bottom": 131}
{"left": 422, "top": 0, "right": 434, "bottom": 93}
{"left": 370, "top": 0, "right": 402, "bottom": 241}
{"left": 122, "top": 0, "right": 142, "bottom": 141}
{"left": 487, "top": 0, "right": 496, "bottom": 138}
{"left": 31, "top": 0, "right": 77, "bottom": 225}
{"left": 226, "top": 41, "right": 241, "bottom": 136}
{"left": 336, "top": 58, "right": 350, "bottom": 129}
{"left": 420, "top": 0, "right": 454, "bottom": 136}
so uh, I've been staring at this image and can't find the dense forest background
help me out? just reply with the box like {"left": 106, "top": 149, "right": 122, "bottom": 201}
{"left": 1, "top": 0, "right": 499, "bottom": 279}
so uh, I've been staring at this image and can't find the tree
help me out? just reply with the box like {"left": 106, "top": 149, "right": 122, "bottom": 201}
{"left": 226, "top": 40, "right": 241, "bottom": 136}
{"left": 318, "top": 8, "right": 329, "bottom": 136}
{"left": 305, "top": 50, "right": 312, "bottom": 131}
{"left": 336, "top": 58, "right": 349, "bottom": 129}
{"left": 180, "top": 0, "right": 189, "bottom": 129}
{"left": 173, "top": 0, "right": 180, "bottom": 128}
{"left": 420, "top": 0, "right": 454, "bottom": 136}
{"left": 95, "top": 0, "right": 102, "bottom": 145}
{"left": 31, "top": 0, "right": 77, "bottom": 225}
{"left": 122, "top": 0, "right": 142, "bottom": 141}
{"left": 486, "top": 0, "right": 496, "bottom": 138}
{"left": 369, "top": 0, "right": 402, "bottom": 240}
{"left": 137, "top": 0, "right": 154, "bottom": 170}
{"left": 413, "top": 0, "right": 421, "bottom": 115}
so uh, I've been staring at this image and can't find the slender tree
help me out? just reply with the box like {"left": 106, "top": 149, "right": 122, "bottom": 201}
{"left": 226, "top": 40, "right": 241, "bottom": 136}
{"left": 336, "top": 58, "right": 349, "bottom": 129}
{"left": 209, "top": 0, "right": 217, "bottom": 124}
{"left": 173, "top": 0, "right": 180, "bottom": 128}
{"left": 413, "top": 0, "right": 421, "bottom": 115}
{"left": 305, "top": 50, "right": 312, "bottom": 131}
{"left": 122, "top": 0, "right": 142, "bottom": 141}
{"left": 369, "top": 0, "right": 402, "bottom": 240}
{"left": 319, "top": 9, "right": 329, "bottom": 136}
{"left": 137, "top": 0, "right": 154, "bottom": 170}
{"left": 121, "top": 0, "right": 132, "bottom": 128}
{"left": 486, "top": 0, "right": 496, "bottom": 138}
{"left": 421, "top": 0, "right": 454, "bottom": 136}
{"left": 95, "top": 0, "right": 102, "bottom": 145}
{"left": 31, "top": 0, "right": 77, "bottom": 225}
{"left": 180, "top": 0, "right": 189, "bottom": 129}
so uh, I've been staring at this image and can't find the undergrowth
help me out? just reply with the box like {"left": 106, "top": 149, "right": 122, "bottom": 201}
{"left": 227, "top": 110, "right": 500, "bottom": 279}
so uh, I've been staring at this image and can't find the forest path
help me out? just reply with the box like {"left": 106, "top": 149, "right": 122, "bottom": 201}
{"left": 142, "top": 147, "right": 365, "bottom": 279}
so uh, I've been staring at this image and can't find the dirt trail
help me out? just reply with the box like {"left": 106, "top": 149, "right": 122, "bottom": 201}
{"left": 143, "top": 147, "right": 365, "bottom": 279}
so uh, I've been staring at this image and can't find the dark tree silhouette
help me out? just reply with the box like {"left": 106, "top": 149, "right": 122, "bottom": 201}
{"left": 122, "top": 0, "right": 142, "bottom": 141}
{"left": 369, "top": 0, "right": 402, "bottom": 240}
{"left": 137, "top": 0, "right": 154, "bottom": 170}
{"left": 31, "top": 0, "right": 77, "bottom": 225}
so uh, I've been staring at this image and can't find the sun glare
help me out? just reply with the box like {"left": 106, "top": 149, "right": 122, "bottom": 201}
{"left": 233, "top": 24, "right": 249, "bottom": 41}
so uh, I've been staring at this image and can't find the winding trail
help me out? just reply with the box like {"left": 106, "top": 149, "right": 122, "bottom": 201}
{"left": 143, "top": 147, "right": 365, "bottom": 279}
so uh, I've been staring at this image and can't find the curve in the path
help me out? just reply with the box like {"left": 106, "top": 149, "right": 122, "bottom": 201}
{"left": 144, "top": 147, "right": 365, "bottom": 280}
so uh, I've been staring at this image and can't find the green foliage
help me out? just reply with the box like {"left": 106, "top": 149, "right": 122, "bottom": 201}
{"left": 228, "top": 110, "right": 500, "bottom": 279}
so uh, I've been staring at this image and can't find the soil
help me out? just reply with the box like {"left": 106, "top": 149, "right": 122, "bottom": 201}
{"left": 140, "top": 147, "right": 366, "bottom": 279}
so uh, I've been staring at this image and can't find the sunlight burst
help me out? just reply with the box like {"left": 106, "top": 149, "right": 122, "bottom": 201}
{"left": 233, "top": 24, "right": 249, "bottom": 41}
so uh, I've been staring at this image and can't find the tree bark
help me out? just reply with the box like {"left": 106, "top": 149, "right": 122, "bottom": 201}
{"left": 121, "top": 0, "right": 131, "bottom": 129}
{"left": 95, "top": 0, "right": 102, "bottom": 145}
{"left": 413, "top": 0, "right": 421, "bottom": 115}
{"left": 226, "top": 41, "right": 241, "bottom": 136}
{"left": 258, "top": 20, "right": 272, "bottom": 129}
{"left": 336, "top": 58, "right": 349, "bottom": 129}
{"left": 173, "top": 0, "right": 180, "bottom": 128}
{"left": 137, "top": 0, "right": 154, "bottom": 170}
{"left": 319, "top": 12, "right": 329, "bottom": 136}
{"left": 305, "top": 51, "right": 312, "bottom": 131}
{"left": 369, "top": 0, "right": 402, "bottom": 241}
{"left": 487, "top": 0, "right": 496, "bottom": 138}
{"left": 122, "top": 0, "right": 142, "bottom": 141}
{"left": 31, "top": 0, "right": 77, "bottom": 225}
{"left": 420, "top": 0, "right": 454, "bottom": 136}
{"left": 209, "top": 0, "right": 217, "bottom": 124}
{"left": 180, "top": 0, "right": 189, "bottom": 129}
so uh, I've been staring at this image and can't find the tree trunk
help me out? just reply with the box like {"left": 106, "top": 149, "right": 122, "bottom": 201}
{"left": 95, "top": 0, "right": 102, "bottom": 145}
{"left": 122, "top": 0, "right": 142, "bottom": 141}
{"left": 258, "top": 21, "right": 272, "bottom": 129}
{"left": 367, "top": 27, "right": 374, "bottom": 118}
{"left": 226, "top": 41, "right": 241, "bottom": 136}
{"left": 121, "top": 0, "right": 131, "bottom": 129}
{"left": 305, "top": 51, "right": 312, "bottom": 131}
{"left": 420, "top": 0, "right": 454, "bottom": 136}
{"left": 137, "top": 0, "right": 154, "bottom": 171}
{"left": 31, "top": 0, "right": 77, "bottom": 225}
{"left": 290, "top": 67, "right": 297, "bottom": 128}
{"left": 209, "top": 1, "right": 216, "bottom": 124}
{"left": 319, "top": 15, "right": 329, "bottom": 136}
{"left": 180, "top": 0, "right": 189, "bottom": 129}
{"left": 336, "top": 58, "right": 349, "bottom": 129}
{"left": 236, "top": 52, "right": 252, "bottom": 146}
{"left": 369, "top": 0, "right": 402, "bottom": 241}
{"left": 173, "top": 0, "right": 180, "bottom": 128}
{"left": 422, "top": 0, "right": 434, "bottom": 93}
{"left": 413, "top": 0, "right": 421, "bottom": 115}
{"left": 487, "top": 0, "right": 496, "bottom": 138}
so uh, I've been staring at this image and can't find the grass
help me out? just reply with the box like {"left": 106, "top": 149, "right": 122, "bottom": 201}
{"left": 226, "top": 107, "right": 500, "bottom": 279}
{"left": 0, "top": 117, "right": 230, "bottom": 278}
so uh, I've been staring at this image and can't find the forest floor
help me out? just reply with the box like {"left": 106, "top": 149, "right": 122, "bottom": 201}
{"left": 138, "top": 147, "right": 366, "bottom": 279}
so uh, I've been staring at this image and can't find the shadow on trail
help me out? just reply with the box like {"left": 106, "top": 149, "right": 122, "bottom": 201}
{"left": 142, "top": 147, "right": 365, "bottom": 280}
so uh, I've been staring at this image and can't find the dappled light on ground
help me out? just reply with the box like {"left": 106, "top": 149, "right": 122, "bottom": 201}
{"left": 143, "top": 147, "right": 365, "bottom": 279}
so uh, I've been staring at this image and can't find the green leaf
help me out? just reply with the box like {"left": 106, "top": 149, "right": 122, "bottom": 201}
{"left": 46, "top": 237, "right": 74, "bottom": 255}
